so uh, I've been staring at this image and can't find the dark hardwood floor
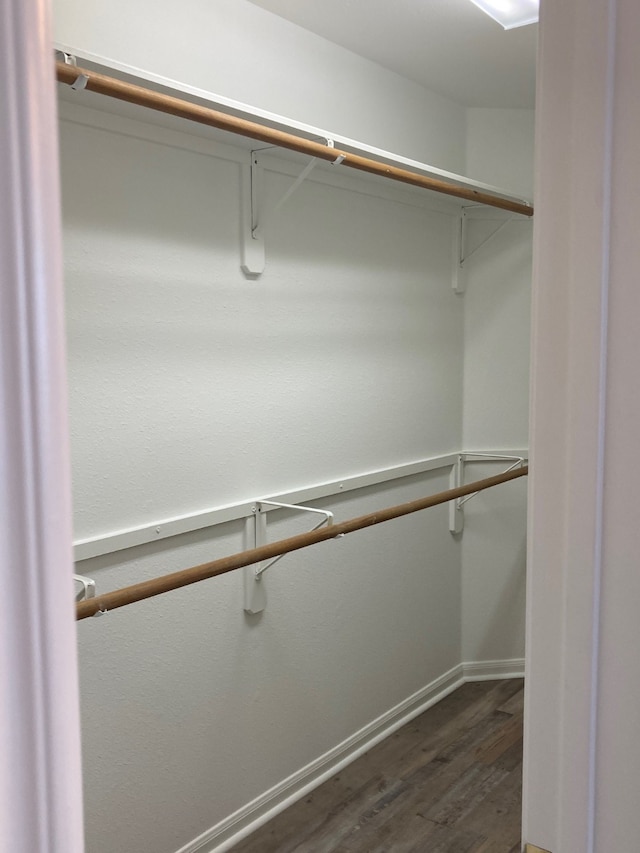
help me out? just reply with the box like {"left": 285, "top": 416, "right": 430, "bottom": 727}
{"left": 231, "top": 679, "right": 524, "bottom": 853}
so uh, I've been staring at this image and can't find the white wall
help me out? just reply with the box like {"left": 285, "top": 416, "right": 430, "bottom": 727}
{"left": 77, "top": 474, "right": 461, "bottom": 853}
{"left": 62, "top": 100, "right": 464, "bottom": 853}
{"left": 54, "top": 3, "right": 533, "bottom": 852}
{"left": 466, "top": 109, "right": 535, "bottom": 200}
{"left": 53, "top": 0, "right": 467, "bottom": 171}
{"left": 61, "top": 106, "right": 463, "bottom": 539}
{"left": 460, "top": 110, "right": 533, "bottom": 664}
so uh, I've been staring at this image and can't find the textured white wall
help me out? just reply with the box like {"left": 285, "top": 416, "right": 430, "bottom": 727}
{"left": 76, "top": 473, "right": 460, "bottom": 853}
{"left": 53, "top": 0, "right": 467, "bottom": 171}
{"left": 61, "top": 109, "right": 462, "bottom": 539}
{"left": 465, "top": 109, "right": 535, "bottom": 199}
{"left": 61, "top": 101, "right": 464, "bottom": 853}
{"left": 54, "top": 4, "right": 533, "bottom": 851}
{"left": 461, "top": 109, "right": 534, "bottom": 664}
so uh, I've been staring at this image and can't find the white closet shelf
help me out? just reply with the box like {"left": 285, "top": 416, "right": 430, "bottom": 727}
{"left": 54, "top": 45, "right": 533, "bottom": 219}
{"left": 75, "top": 461, "right": 529, "bottom": 620}
{"left": 73, "top": 449, "right": 529, "bottom": 562}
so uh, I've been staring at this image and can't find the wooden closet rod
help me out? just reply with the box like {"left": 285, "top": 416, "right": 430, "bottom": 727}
{"left": 56, "top": 61, "right": 533, "bottom": 218}
{"left": 76, "top": 465, "right": 528, "bottom": 620}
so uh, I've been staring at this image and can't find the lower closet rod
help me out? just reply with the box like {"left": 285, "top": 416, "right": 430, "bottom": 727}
{"left": 76, "top": 465, "right": 528, "bottom": 620}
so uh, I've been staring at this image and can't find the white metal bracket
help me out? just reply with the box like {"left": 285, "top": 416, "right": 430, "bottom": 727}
{"left": 241, "top": 139, "right": 345, "bottom": 278}
{"left": 452, "top": 207, "right": 527, "bottom": 295}
{"left": 73, "top": 573, "right": 96, "bottom": 601}
{"left": 241, "top": 155, "right": 265, "bottom": 277}
{"left": 456, "top": 453, "right": 525, "bottom": 508}
{"left": 452, "top": 212, "right": 468, "bottom": 295}
{"left": 56, "top": 50, "right": 77, "bottom": 66}
{"left": 54, "top": 50, "right": 89, "bottom": 90}
{"left": 242, "top": 151, "right": 319, "bottom": 277}
{"left": 460, "top": 216, "right": 512, "bottom": 267}
{"left": 73, "top": 573, "right": 108, "bottom": 617}
{"left": 448, "top": 453, "right": 526, "bottom": 534}
{"left": 243, "top": 500, "right": 333, "bottom": 614}
{"left": 252, "top": 156, "right": 319, "bottom": 241}
{"left": 448, "top": 455, "right": 464, "bottom": 533}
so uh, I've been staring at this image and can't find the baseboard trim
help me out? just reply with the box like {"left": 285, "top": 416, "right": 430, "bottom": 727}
{"left": 525, "top": 846, "right": 552, "bottom": 853}
{"left": 176, "top": 659, "right": 524, "bottom": 853}
{"left": 176, "top": 663, "right": 464, "bottom": 853}
{"left": 463, "top": 657, "right": 525, "bottom": 681}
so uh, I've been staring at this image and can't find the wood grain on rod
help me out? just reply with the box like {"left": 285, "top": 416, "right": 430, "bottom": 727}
{"left": 76, "top": 465, "right": 528, "bottom": 620}
{"left": 56, "top": 62, "right": 533, "bottom": 218}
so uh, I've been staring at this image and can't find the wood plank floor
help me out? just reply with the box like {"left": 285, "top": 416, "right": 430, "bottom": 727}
{"left": 231, "top": 679, "right": 524, "bottom": 853}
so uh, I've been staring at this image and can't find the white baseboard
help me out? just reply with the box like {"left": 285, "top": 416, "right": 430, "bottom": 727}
{"left": 176, "top": 658, "right": 523, "bottom": 853}
{"left": 463, "top": 657, "right": 525, "bottom": 681}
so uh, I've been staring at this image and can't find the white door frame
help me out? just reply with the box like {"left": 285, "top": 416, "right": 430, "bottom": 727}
{"left": 523, "top": 0, "right": 620, "bottom": 850}
{"left": 0, "top": 0, "right": 84, "bottom": 850}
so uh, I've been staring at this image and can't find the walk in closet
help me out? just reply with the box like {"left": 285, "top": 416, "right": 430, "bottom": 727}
{"left": 55, "top": 1, "right": 534, "bottom": 851}
{"left": 8, "top": 0, "right": 640, "bottom": 851}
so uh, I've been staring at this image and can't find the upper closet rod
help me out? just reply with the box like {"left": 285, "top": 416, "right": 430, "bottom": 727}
{"left": 55, "top": 61, "right": 533, "bottom": 218}
{"left": 76, "top": 465, "right": 528, "bottom": 620}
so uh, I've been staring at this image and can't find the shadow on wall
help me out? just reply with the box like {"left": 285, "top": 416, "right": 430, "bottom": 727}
{"left": 475, "top": 538, "right": 526, "bottom": 662}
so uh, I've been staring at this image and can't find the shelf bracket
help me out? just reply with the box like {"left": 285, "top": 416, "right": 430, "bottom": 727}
{"left": 453, "top": 206, "right": 530, "bottom": 294}
{"left": 252, "top": 156, "right": 319, "bottom": 241}
{"left": 74, "top": 573, "right": 96, "bottom": 601}
{"left": 74, "top": 573, "right": 108, "bottom": 617}
{"left": 241, "top": 156, "right": 265, "bottom": 277}
{"left": 54, "top": 50, "right": 89, "bottom": 90}
{"left": 456, "top": 453, "right": 526, "bottom": 509}
{"left": 55, "top": 50, "right": 77, "bottom": 67}
{"left": 449, "top": 453, "right": 526, "bottom": 534}
{"left": 243, "top": 500, "right": 333, "bottom": 614}
{"left": 452, "top": 212, "right": 468, "bottom": 295}
{"left": 241, "top": 140, "right": 344, "bottom": 278}
{"left": 241, "top": 151, "right": 319, "bottom": 278}
{"left": 449, "top": 453, "right": 526, "bottom": 535}
{"left": 449, "top": 455, "right": 464, "bottom": 533}
{"left": 460, "top": 217, "right": 511, "bottom": 266}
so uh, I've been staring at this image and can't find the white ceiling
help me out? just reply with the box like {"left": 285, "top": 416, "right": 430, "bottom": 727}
{"left": 246, "top": 0, "right": 537, "bottom": 109}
